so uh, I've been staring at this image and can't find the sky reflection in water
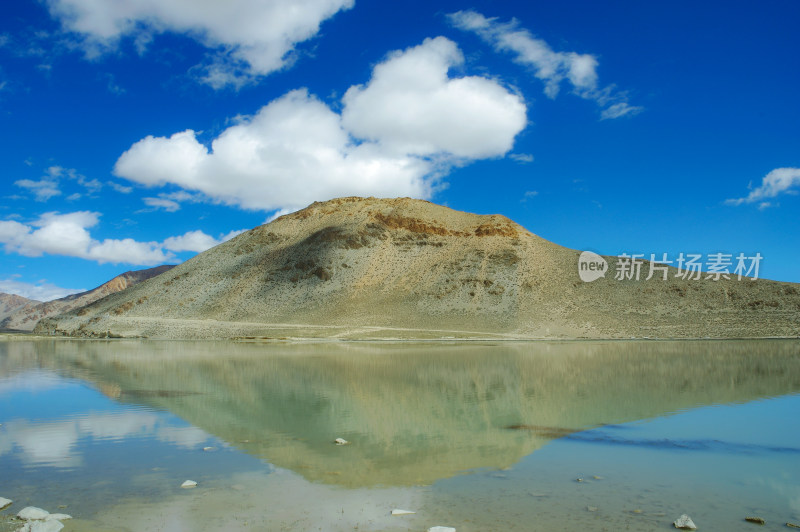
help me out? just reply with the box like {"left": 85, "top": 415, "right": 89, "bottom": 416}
{"left": 0, "top": 339, "right": 799, "bottom": 531}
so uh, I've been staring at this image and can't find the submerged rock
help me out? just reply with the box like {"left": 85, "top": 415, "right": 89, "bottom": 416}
{"left": 181, "top": 480, "right": 198, "bottom": 488}
{"left": 674, "top": 514, "right": 697, "bottom": 530}
{"left": 334, "top": 438, "right": 349, "bottom": 445}
{"left": 0, "top": 497, "right": 11, "bottom": 510}
{"left": 17, "top": 507, "right": 50, "bottom": 520}
{"left": 17, "top": 520, "right": 64, "bottom": 532}
{"left": 745, "top": 517, "right": 765, "bottom": 525}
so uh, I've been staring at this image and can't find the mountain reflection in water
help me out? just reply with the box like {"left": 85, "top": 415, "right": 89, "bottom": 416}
{"left": 2, "top": 339, "right": 799, "bottom": 488}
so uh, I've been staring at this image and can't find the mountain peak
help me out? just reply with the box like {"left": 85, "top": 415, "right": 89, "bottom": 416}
{"left": 35, "top": 198, "right": 800, "bottom": 340}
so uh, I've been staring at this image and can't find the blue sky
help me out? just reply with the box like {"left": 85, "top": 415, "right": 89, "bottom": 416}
{"left": 1, "top": 0, "right": 798, "bottom": 300}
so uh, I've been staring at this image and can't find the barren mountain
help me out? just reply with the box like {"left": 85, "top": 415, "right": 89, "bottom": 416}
{"left": 0, "top": 293, "right": 41, "bottom": 323}
{"left": 3, "top": 265, "right": 174, "bottom": 331}
{"left": 36, "top": 197, "right": 800, "bottom": 339}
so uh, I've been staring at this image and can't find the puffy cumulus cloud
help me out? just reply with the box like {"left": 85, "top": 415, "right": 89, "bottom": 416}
{"left": 163, "top": 230, "right": 223, "bottom": 253}
{"left": 114, "top": 38, "right": 528, "bottom": 213}
{"left": 116, "top": 130, "right": 209, "bottom": 187}
{"left": 341, "top": 37, "right": 527, "bottom": 158}
{"left": 46, "top": 0, "right": 354, "bottom": 87}
{"left": 25, "top": 211, "right": 98, "bottom": 257}
{"left": 448, "top": 10, "right": 642, "bottom": 119}
{"left": 85, "top": 238, "right": 170, "bottom": 265}
{"left": 115, "top": 90, "right": 432, "bottom": 211}
{"left": 0, "top": 277, "right": 85, "bottom": 301}
{"left": 0, "top": 220, "right": 31, "bottom": 248}
{"left": 0, "top": 211, "right": 233, "bottom": 265}
{"left": 726, "top": 167, "right": 800, "bottom": 208}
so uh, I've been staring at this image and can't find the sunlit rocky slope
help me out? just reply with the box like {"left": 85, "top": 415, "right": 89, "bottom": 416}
{"left": 35, "top": 197, "right": 800, "bottom": 339}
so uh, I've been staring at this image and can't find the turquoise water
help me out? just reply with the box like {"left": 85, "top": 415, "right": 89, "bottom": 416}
{"left": 0, "top": 339, "right": 798, "bottom": 531}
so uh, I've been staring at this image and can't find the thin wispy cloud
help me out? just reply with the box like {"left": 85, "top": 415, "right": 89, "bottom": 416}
{"left": 14, "top": 166, "right": 103, "bottom": 202}
{"left": 14, "top": 178, "right": 61, "bottom": 202}
{"left": 448, "top": 10, "right": 643, "bottom": 119}
{"left": 726, "top": 167, "right": 800, "bottom": 209}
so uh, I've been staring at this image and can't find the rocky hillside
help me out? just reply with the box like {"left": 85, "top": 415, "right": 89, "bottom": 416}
{"left": 3, "top": 265, "right": 174, "bottom": 331}
{"left": 35, "top": 197, "right": 800, "bottom": 339}
{"left": 0, "top": 293, "right": 41, "bottom": 323}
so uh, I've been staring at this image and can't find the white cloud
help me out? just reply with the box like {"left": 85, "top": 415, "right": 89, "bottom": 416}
{"left": 509, "top": 153, "right": 534, "bottom": 164}
{"left": 46, "top": 0, "right": 355, "bottom": 88}
{"left": 14, "top": 166, "right": 103, "bottom": 202}
{"left": 0, "top": 219, "right": 31, "bottom": 246}
{"left": 163, "top": 230, "right": 222, "bottom": 253}
{"left": 221, "top": 229, "right": 246, "bottom": 241}
{"left": 14, "top": 178, "right": 61, "bottom": 201}
{"left": 0, "top": 278, "right": 85, "bottom": 301}
{"left": 86, "top": 238, "right": 170, "bottom": 265}
{"left": 114, "top": 38, "right": 528, "bottom": 212}
{"left": 141, "top": 190, "right": 207, "bottom": 211}
{"left": 0, "top": 211, "right": 167, "bottom": 265}
{"left": 1, "top": 211, "right": 239, "bottom": 265}
{"left": 108, "top": 181, "right": 133, "bottom": 194}
{"left": 143, "top": 197, "right": 181, "bottom": 212}
{"left": 726, "top": 167, "right": 800, "bottom": 206}
{"left": 341, "top": 37, "right": 527, "bottom": 158}
{"left": 600, "top": 102, "right": 642, "bottom": 120}
{"left": 448, "top": 10, "right": 642, "bottom": 119}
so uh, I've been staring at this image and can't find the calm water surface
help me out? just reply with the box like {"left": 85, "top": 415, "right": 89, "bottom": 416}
{"left": 0, "top": 338, "right": 798, "bottom": 531}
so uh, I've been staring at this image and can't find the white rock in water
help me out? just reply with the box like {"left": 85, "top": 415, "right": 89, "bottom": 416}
{"left": 391, "top": 509, "right": 416, "bottom": 515}
{"left": 46, "top": 514, "right": 72, "bottom": 521}
{"left": 202, "top": 446, "right": 217, "bottom": 452}
{"left": 673, "top": 514, "right": 697, "bottom": 530}
{"left": 428, "top": 527, "right": 456, "bottom": 532}
{"left": 0, "top": 497, "right": 12, "bottom": 510}
{"left": 17, "top": 520, "right": 64, "bottom": 532}
{"left": 181, "top": 480, "right": 198, "bottom": 488}
{"left": 18, "top": 507, "right": 50, "bottom": 520}
{"left": 334, "top": 438, "right": 349, "bottom": 445}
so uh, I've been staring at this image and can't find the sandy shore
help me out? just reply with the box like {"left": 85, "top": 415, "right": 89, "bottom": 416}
{"left": 11, "top": 316, "right": 800, "bottom": 342}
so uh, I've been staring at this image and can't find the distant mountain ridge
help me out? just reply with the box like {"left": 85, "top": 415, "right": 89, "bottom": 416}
{"left": 35, "top": 197, "right": 800, "bottom": 339}
{"left": 0, "top": 293, "right": 41, "bottom": 323}
{"left": 2, "top": 265, "right": 174, "bottom": 331}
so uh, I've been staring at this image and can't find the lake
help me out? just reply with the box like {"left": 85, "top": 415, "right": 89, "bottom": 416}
{"left": 1, "top": 338, "right": 799, "bottom": 531}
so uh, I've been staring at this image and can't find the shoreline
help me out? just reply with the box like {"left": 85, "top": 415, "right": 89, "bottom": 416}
{"left": 2, "top": 330, "right": 799, "bottom": 343}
